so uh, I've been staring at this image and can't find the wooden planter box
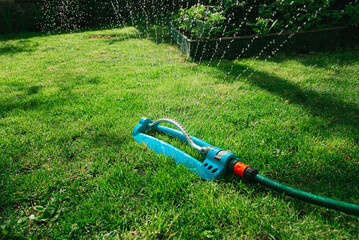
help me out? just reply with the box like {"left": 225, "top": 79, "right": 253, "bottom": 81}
{"left": 169, "top": 23, "right": 359, "bottom": 60}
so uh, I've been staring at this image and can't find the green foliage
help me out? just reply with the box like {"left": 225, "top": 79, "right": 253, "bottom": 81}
{"left": 344, "top": 1, "right": 359, "bottom": 25}
{"left": 172, "top": 0, "right": 359, "bottom": 38}
{"left": 172, "top": 4, "right": 227, "bottom": 39}
{"left": 253, "top": 17, "right": 278, "bottom": 35}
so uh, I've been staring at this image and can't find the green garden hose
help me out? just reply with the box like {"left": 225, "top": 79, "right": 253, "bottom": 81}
{"left": 228, "top": 159, "right": 359, "bottom": 216}
{"left": 254, "top": 174, "right": 359, "bottom": 216}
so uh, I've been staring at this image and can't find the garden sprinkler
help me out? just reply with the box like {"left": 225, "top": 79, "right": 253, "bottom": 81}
{"left": 133, "top": 117, "right": 359, "bottom": 216}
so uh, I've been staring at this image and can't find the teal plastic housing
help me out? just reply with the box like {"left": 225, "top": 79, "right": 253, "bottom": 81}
{"left": 133, "top": 117, "right": 235, "bottom": 180}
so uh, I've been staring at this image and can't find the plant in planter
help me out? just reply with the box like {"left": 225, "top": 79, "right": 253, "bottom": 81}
{"left": 172, "top": 4, "right": 227, "bottom": 39}
{"left": 169, "top": 0, "right": 359, "bottom": 60}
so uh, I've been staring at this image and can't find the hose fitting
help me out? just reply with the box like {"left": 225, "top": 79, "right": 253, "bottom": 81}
{"left": 228, "top": 159, "right": 258, "bottom": 182}
{"left": 242, "top": 167, "right": 259, "bottom": 182}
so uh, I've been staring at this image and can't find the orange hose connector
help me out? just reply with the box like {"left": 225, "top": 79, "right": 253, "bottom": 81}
{"left": 233, "top": 162, "right": 249, "bottom": 177}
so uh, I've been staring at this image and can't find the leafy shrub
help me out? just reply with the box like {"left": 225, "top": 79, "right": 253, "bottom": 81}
{"left": 172, "top": 0, "right": 359, "bottom": 38}
{"left": 172, "top": 4, "right": 226, "bottom": 39}
{"left": 344, "top": 1, "right": 359, "bottom": 25}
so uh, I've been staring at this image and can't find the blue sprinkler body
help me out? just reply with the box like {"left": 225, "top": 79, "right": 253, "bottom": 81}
{"left": 132, "top": 117, "right": 236, "bottom": 180}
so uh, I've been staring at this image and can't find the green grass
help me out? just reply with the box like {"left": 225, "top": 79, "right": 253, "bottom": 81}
{"left": 1, "top": 26, "right": 358, "bottom": 239}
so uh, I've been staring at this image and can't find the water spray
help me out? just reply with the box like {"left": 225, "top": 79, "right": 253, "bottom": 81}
{"left": 133, "top": 117, "right": 359, "bottom": 216}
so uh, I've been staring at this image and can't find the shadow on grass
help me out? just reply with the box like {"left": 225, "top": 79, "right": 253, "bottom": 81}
{"left": 0, "top": 39, "right": 39, "bottom": 56}
{"left": 0, "top": 25, "right": 125, "bottom": 41}
{"left": 210, "top": 59, "right": 359, "bottom": 131}
{"left": 135, "top": 24, "right": 173, "bottom": 44}
{"left": 0, "top": 23, "right": 173, "bottom": 54}
{"left": 267, "top": 48, "right": 359, "bottom": 71}
{"left": 27, "top": 85, "right": 42, "bottom": 95}
{"left": 99, "top": 23, "right": 173, "bottom": 45}
{"left": 0, "top": 73, "right": 101, "bottom": 118}
{"left": 0, "top": 91, "right": 76, "bottom": 119}
{"left": 0, "top": 31, "right": 45, "bottom": 41}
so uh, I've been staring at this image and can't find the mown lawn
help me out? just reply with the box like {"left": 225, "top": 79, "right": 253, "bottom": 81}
{"left": 0, "top": 26, "right": 358, "bottom": 239}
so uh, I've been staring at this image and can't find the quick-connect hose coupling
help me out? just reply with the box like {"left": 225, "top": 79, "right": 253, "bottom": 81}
{"left": 228, "top": 159, "right": 258, "bottom": 182}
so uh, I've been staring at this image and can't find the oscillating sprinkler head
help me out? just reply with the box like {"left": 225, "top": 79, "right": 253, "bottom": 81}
{"left": 133, "top": 117, "right": 241, "bottom": 180}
